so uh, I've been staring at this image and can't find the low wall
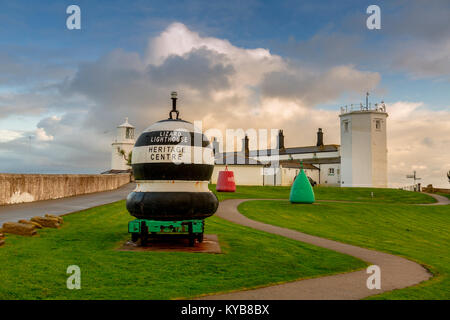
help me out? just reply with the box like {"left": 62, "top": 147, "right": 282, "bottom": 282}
{"left": 0, "top": 173, "right": 131, "bottom": 205}
{"left": 422, "top": 186, "right": 450, "bottom": 194}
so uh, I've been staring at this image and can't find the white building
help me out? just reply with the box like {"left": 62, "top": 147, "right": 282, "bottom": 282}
{"left": 111, "top": 117, "right": 135, "bottom": 171}
{"left": 339, "top": 104, "right": 388, "bottom": 187}
{"left": 212, "top": 98, "right": 388, "bottom": 188}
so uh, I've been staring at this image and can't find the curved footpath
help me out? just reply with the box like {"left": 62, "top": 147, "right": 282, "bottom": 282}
{"left": 422, "top": 193, "right": 450, "bottom": 205}
{"left": 0, "top": 183, "right": 136, "bottom": 226}
{"left": 199, "top": 196, "right": 448, "bottom": 300}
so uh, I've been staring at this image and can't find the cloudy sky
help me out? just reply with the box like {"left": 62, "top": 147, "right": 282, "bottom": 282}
{"left": 0, "top": 0, "right": 449, "bottom": 187}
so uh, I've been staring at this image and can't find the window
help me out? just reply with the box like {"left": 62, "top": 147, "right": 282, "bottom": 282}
{"left": 375, "top": 119, "right": 381, "bottom": 131}
{"left": 126, "top": 128, "right": 134, "bottom": 139}
{"left": 328, "top": 168, "right": 335, "bottom": 176}
{"left": 343, "top": 121, "right": 349, "bottom": 132}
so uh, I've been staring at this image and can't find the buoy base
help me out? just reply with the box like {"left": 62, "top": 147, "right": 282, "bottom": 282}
{"left": 290, "top": 201, "right": 315, "bottom": 204}
{"left": 128, "top": 219, "right": 204, "bottom": 247}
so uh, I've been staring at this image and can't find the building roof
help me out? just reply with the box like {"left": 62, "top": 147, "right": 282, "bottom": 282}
{"left": 282, "top": 144, "right": 339, "bottom": 155}
{"left": 217, "top": 144, "right": 339, "bottom": 159}
{"left": 301, "top": 156, "right": 341, "bottom": 164}
{"left": 279, "top": 160, "right": 319, "bottom": 170}
{"left": 215, "top": 154, "right": 264, "bottom": 166}
{"left": 118, "top": 117, "right": 135, "bottom": 128}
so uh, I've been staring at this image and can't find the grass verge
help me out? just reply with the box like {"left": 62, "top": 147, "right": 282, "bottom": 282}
{"left": 0, "top": 200, "right": 365, "bottom": 300}
{"left": 239, "top": 200, "right": 450, "bottom": 299}
{"left": 210, "top": 185, "right": 435, "bottom": 204}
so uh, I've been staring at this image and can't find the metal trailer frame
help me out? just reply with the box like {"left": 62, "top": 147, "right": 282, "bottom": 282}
{"left": 128, "top": 219, "right": 204, "bottom": 247}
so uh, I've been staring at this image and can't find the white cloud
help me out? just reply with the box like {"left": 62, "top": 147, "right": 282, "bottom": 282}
{"left": 387, "top": 101, "right": 450, "bottom": 188}
{"left": 0, "top": 129, "right": 23, "bottom": 143}
{"left": 35, "top": 127, "right": 54, "bottom": 141}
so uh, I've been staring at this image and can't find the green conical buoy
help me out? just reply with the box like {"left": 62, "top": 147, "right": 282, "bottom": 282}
{"left": 289, "top": 164, "right": 315, "bottom": 204}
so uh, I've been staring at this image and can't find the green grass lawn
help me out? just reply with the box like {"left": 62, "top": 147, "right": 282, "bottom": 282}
{"left": 239, "top": 200, "right": 450, "bottom": 299}
{"left": 210, "top": 184, "right": 436, "bottom": 204}
{"left": 0, "top": 200, "right": 365, "bottom": 300}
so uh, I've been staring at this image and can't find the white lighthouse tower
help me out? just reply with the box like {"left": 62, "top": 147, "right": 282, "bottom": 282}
{"left": 339, "top": 94, "right": 388, "bottom": 187}
{"left": 111, "top": 117, "right": 135, "bottom": 171}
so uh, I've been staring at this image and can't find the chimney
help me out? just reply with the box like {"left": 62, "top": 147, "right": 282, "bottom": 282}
{"left": 316, "top": 128, "right": 324, "bottom": 147}
{"left": 242, "top": 135, "right": 249, "bottom": 156}
{"left": 277, "top": 130, "right": 285, "bottom": 150}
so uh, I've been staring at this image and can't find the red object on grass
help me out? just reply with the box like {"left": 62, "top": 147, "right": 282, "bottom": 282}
{"left": 216, "top": 166, "right": 236, "bottom": 192}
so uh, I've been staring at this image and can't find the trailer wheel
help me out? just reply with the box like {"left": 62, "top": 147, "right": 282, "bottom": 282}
{"left": 131, "top": 233, "right": 139, "bottom": 242}
{"left": 197, "top": 233, "right": 204, "bottom": 243}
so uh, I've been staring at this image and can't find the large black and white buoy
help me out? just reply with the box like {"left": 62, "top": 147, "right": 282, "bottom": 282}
{"left": 126, "top": 92, "right": 218, "bottom": 246}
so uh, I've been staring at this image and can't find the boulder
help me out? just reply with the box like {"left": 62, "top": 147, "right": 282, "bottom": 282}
{"left": 18, "top": 219, "right": 43, "bottom": 229}
{"left": 2, "top": 222, "right": 37, "bottom": 236}
{"left": 0, "top": 239, "right": 4, "bottom": 247}
{"left": 45, "top": 214, "right": 63, "bottom": 224}
{"left": 0, "top": 233, "right": 4, "bottom": 239}
{"left": 31, "top": 216, "right": 60, "bottom": 228}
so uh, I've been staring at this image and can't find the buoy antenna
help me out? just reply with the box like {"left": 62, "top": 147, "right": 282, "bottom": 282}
{"left": 169, "top": 91, "right": 180, "bottom": 119}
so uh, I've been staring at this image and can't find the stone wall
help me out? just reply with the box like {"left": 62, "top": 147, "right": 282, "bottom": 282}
{"left": 422, "top": 186, "right": 450, "bottom": 194}
{"left": 0, "top": 173, "right": 131, "bottom": 205}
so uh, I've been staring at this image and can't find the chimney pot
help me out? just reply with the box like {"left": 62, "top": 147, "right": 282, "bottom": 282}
{"left": 277, "top": 129, "right": 285, "bottom": 150}
{"left": 317, "top": 128, "right": 324, "bottom": 147}
{"left": 242, "top": 135, "right": 249, "bottom": 156}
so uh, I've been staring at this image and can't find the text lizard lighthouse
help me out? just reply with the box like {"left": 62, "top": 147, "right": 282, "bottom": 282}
{"left": 111, "top": 117, "right": 136, "bottom": 171}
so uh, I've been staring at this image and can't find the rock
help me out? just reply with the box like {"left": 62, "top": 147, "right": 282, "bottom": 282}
{"left": 45, "top": 214, "right": 63, "bottom": 224}
{"left": 0, "top": 239, "right": 4, "bottom": 247}
{"left": 18, "top": 219, "right": 43, "bottom": 229}
{"left": 0, "top": 233, "right": 4, "bottom": 239}
{"left": 2, "top": 222, "right": 37, "bottom": 236}
{"left": 31, "top": 216, "right": 60, "bottom": 228}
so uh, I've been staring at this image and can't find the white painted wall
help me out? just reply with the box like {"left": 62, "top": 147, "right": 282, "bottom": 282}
{"left": 318, "top": 164, "right": 341, "bottom": 186}
{"left": 340, "top": 110, "right": 388, "bottom": 187}
{"left": 256, "top": 150, "right": 340, "bottom": 163}
{"left": 211, "top": 165, "right": 264, "bottom": 186}
{"left": 280, "top": 167, "right": 320, "bottom": 186}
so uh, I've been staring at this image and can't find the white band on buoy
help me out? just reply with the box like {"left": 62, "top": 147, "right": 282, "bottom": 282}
{"left": 132, "top": 145, "right": 214, "bottom": 165}
{"left": 134, "top": 180, "right": 211, "bottom": 193}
